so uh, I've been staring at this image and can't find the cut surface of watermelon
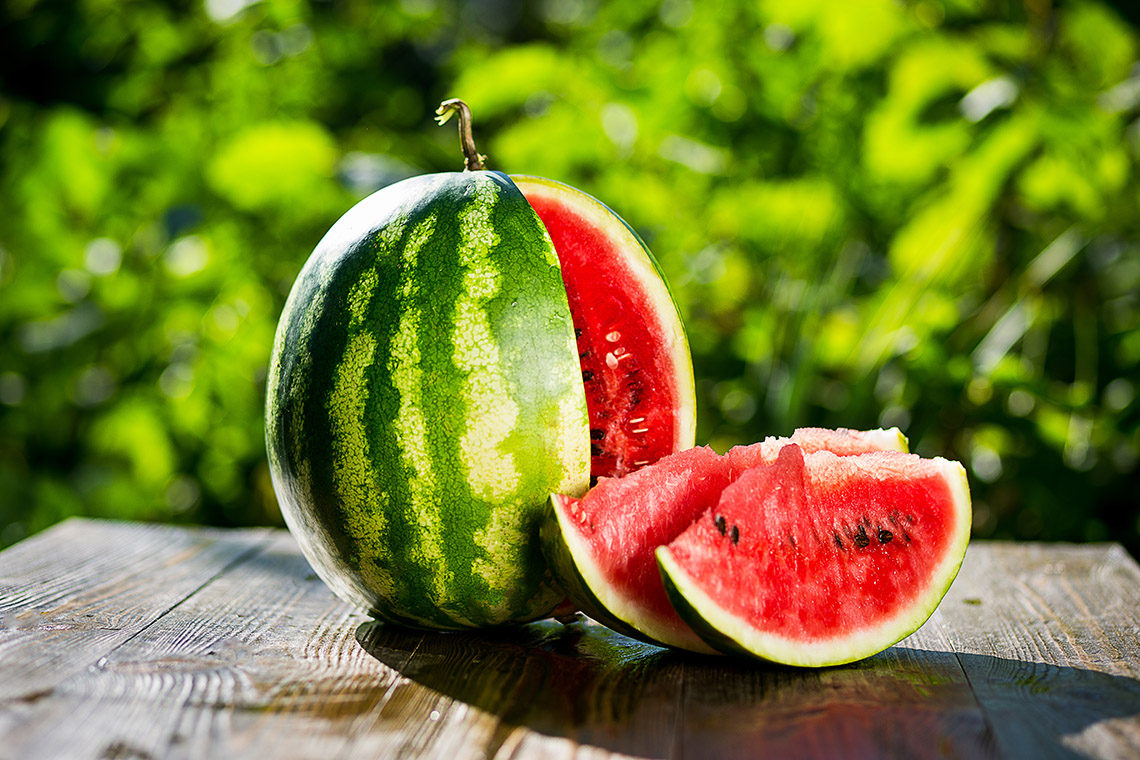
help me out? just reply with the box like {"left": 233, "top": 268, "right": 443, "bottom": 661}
{"left": 726, "top": 427, "right": 909, "bottom": 472}
{"left": 542, "top": 427, "right": 910, "bottom": 652}
{"left": 513, "top": 175, "right": 695, "bottom": 480}
{"left": 657, "top": 445, "right": 972, "bottom": 666}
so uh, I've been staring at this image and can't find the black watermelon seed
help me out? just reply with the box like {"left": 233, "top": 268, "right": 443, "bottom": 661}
{"left": 714, "top": 515, "right": 727, "bottom": 535}
{"left": 854, "top": 526, "right": 870, "bottom": 548}
{"left": 834, "top": 533, "right": 844, "bottom": 548}
{"left": 590, "top": 428, "right": 605, "bottom": 440}
{"left": 730, "top": 525, "right": 740, "bottom": 545}
{"left": 789, "top": 535, "right": 797, "bottom": 547}
{"left": 582, "top": 370, "right": 594, "bottom": 382}
{"left": 590, "top": 444, "right": 603, "bottom": 456}
{"left": 574, "top": 328, "right": 583, "bottom": 338}
{"left": 878, "top": 528, "right": 893, "bottom": 544}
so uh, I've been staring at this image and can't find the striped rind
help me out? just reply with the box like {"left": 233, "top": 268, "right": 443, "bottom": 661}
{"left": 266, "top": 171, "right": 590, "bottom": 629}
{"left": 656, "top": 457, "right": 972, "bottom": 667}
{"left": 509, "top": 174, "right": 697, "bottom": 455}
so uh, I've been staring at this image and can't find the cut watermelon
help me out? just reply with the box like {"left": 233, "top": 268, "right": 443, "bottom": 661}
{"left": 267, "top": 168, "right": 695, "bottom": 630}
{"left": 542, "top": 428, "right": 909, "bottom": 652}
{"left": 657, "top": 445, "right": 972, "bottom": 666}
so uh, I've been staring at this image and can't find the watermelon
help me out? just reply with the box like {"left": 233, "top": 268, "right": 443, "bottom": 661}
{"left": 265, "top": 101, "right": 694, "bottom": 630}
{"left": 658, "top": 445, "right": 972, "bottom": 666}
{"left": 542, "top": 428, "right": 910, "bottom": 653}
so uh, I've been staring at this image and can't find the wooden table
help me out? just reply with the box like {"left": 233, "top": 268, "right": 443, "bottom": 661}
{"left": 1, "top": 518, "right": 1139, "bottom": 759}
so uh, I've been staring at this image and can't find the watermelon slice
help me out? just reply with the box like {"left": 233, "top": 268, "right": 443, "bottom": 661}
{"left": 658, "top": 445, "right": 972, "bottom": 666}
{"left": 542, "top": 428, "right": 910, "bottom": 652}
{"left": 726, "top": 427, "right": 909, "bottom": 471}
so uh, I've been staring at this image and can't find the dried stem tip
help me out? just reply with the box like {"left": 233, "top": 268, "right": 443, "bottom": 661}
{"left": 435, "top": 98, "right": 487, "bottom": 172}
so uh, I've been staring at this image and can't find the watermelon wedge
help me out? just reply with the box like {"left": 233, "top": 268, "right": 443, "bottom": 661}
{"left": 542, "top": 428, "right": 910, "bottom": 652}
{"left": 658, "top": 445, "right": 972, "bottom": 666}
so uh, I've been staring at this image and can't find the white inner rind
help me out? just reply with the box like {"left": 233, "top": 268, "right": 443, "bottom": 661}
{"left": 509, "top": 175, "right": 697, "bottom": 455}
{"left": 869, "top": 427, "right": 910, "bottom": 453}
{"left": 657, "top": 457, "right": 972, "bottom": 667}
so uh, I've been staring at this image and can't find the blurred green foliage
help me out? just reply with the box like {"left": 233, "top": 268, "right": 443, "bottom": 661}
{"left": 1, "top": 0, "right": 1138, "bottom": 555}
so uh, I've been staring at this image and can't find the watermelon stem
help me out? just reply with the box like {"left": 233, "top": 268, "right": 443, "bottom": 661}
{"left": 435, "top": 98, "right": 487, "bottom": 171}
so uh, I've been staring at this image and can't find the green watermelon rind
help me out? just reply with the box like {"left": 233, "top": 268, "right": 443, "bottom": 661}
{"left": 657, "top": 569, "right": 755, "bottom": 660}
{"left": 510, "top": 175, "right": 697, "bottom": 455}
{"left": 655, "top": 457, "right": 973, "bottom": 667}
{"left": 542, "top": 494, "right": 720, "bottom": 654}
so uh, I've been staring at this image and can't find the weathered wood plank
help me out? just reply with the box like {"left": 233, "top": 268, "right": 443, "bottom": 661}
{"left": 2, "top": 523, "right": 687, "bottom": 760}
{"left": 2, "top": 522, "right": 1139, "bottom": 760}
{"left": 0, "top": 518, "right": 273, "bottom": 701}
{"left": 1, "top": 524, "right": 682, "bottom": 760}
{"left": 1, "top": 530, "right": 394, "bottom": 760}
{"left": 936, "top": 542, "right": 1140, "bottom": 759}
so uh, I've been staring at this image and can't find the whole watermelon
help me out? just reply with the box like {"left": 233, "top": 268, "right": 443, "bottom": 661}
{"left": 266, "top": 103, "right": 694, "bottom": 629}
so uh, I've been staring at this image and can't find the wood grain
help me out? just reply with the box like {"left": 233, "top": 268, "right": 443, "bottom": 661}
{"left": 3, "top": 530, "right": 387, "bottom": 760}
{"left": 0, "top": 518, "right": 272, "bottom": 702}
{"left": 1, "top": 521, "right": 1139, "bottom": 760}
{"left": 933, "top": 542, "right": 1140, "bottom": 759}
{"left": 674, "top": 620, "right": 999, "bottom": 760}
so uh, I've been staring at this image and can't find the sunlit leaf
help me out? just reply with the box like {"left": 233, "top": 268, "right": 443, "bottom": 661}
{"left": 863, "top": 37, "right": 993, "bottom": 184}
{"left": 206, "top": 121, "right": 338, "bottom": 213}
{"left": 1058, "top": 3, "right": 1137, "bottom": 89}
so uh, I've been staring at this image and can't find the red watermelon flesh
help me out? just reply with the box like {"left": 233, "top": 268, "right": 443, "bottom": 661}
{"left": 543, "top": 428, "right": 909, "bottom": 653}
{"left": 513, "top": 175, "right": 695, "bottom": 481}
{"left": 657, "top": 445, "right": 972, "bottom": 666}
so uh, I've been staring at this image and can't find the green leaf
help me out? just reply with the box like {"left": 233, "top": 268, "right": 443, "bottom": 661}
{"left": 206, "top": 121, "right": 338, "bottom": 214}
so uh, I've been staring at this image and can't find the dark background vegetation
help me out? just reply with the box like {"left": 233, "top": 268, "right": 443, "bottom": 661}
{"left": 2, "top": 0, "right": 1138, "bottom": 556}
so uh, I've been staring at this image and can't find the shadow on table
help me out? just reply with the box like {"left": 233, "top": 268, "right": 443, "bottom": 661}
{"left": 354, "top": 618, "right": 1140, "bottom": 759}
